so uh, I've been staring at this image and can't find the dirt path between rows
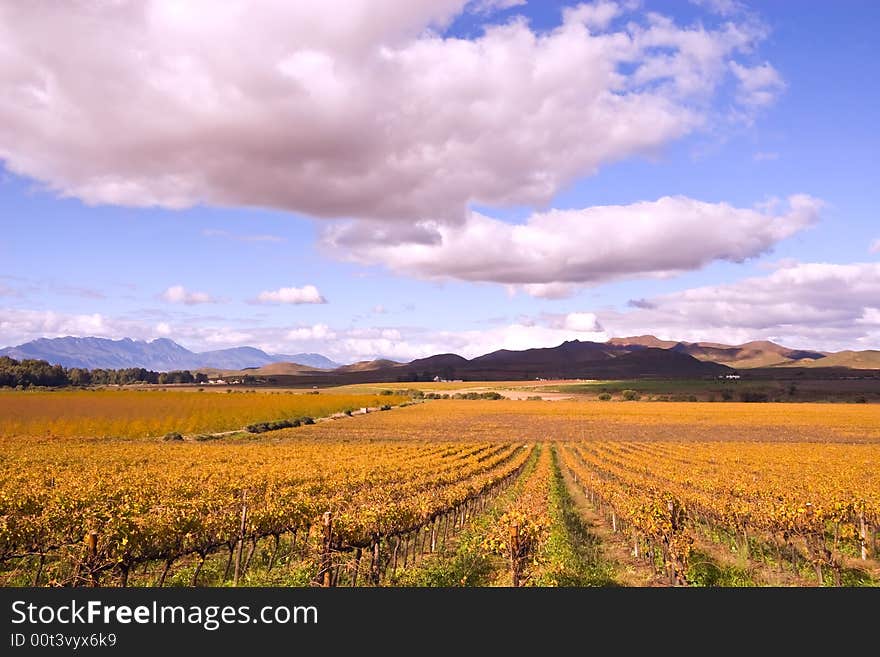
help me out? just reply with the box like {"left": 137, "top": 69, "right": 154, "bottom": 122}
{"left": 557, "top": 459, "right": 868, "bottom": 587}
{"left": 557, "top": 460, "right": 666, "bottom": 587}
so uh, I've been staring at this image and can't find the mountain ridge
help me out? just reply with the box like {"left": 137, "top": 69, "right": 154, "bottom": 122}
{"left": 2, "top": 335, "right": 878, "bottom": 379}
{"left": 609, "top": 335, "right": 828, "bottom": 368}
{"left": 0, "top": 336, "right": 340, "bottom": 371}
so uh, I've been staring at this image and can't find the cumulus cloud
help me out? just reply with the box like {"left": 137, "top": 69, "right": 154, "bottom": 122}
{"left": 563, "top": 312, "right": 603, "bottom": 332}
{"left": 255, "top": 285, "right": 327, "bottom": 305}
{"left": 0, "top": 304, "right": 609, "bottom": 362}
{"left": 730, "top": 60, "right": 786, "bottom": 108}
{"left": 515, "top": 283, "right": 581, "bottom": 300}
{"left": 287, "top": 323, "right": 336, "bottom": 341}
{"left": 563, "top": 1, "right": 622, "bottom": 31}
{"left": 1, "top": 2, "right": 774, "bottom": 225}
{"left": 0, "top": 309, "right": 151, "bottom": 346}
{"left": 324, "top": 195, "right": 821, "bottom": 294}
{"left": 600, "top": 262, "right": 880, "bottom": 349}
{"left": 161, "top": 285, "right": 215, "bottom": 305}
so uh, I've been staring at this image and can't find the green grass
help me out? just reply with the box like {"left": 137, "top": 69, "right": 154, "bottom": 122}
{"left": 687, "top": 550, "right": 757, "bottom": 587}
{"left": 532, "top": 447, "right": 618, "bottom": 586}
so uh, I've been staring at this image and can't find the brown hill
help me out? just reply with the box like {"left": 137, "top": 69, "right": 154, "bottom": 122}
{"left": 607, "top": 335, "right": 680, "bottom": 349}
{"left": 409, "top": 354, "right": 470, "bottom": 370}
{"left": 607, "top": 335, "right": 795, "bottom": 367}
{"left": 462, "top": 341, "right": 726, "bottom": 379}
{"left": 679, "top": 340, "right": 826, "bottom": 368}
{"left": 196, "top": 362, "right": 323, "bottom": 377}
{"left": 334, "top": 359, "right": 404, "bottom": 373}
{"left": 249, "top": 362, "right": 323, "bottom": 375}
{"left": 783, "top": 350, "right": 880, "bottom": 369}
{"left": 607, "top": 337, "right": 826, "bottom": 369}
{"left": 472, "top": 340, "right": 622, "bottom": 366}
{"left": 242, "top": 340, "right": 730, "bottom": 385}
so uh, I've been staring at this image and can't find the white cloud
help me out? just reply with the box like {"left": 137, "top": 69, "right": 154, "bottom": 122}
{"left": 0, "top": 309, "right": 150, "bottom": 346}
{"left": 4, "top": 262, "right": 879, "bottom": 358}
{"left": 372, "top": 305, "right": 388, "bottom": 314}
{"left": 202, "top": 329, "right": 255, "bottom": 345}
{"left": 563, "top": 1, "right": 622, "bottom": 31}
{"left": 563, "top": 312, "right": 603, "bottom": 332}
{"left": 161, "top": 285, "right": 215, "bottom": 305}
{"left": 870, "top": 239, "right": 880, "bottom": 254}
{"left": 468, "top": 0, "right": 526, "bottom": 15}
{"left": 730, "top": 60, "right": 786, "bottom": 108}
{"left": 287, "top": 323, "right": 336, "bottom": 341}
{"left": 0, "top": 2, "right": 773, "bottom": 225}
{"left": 519, "top": 283, "right": 580, "bottom": 300}
{"left": 324, "top": 322, "right": 609, "bottom": 362}
{"left": 324, "top": 195, "right": 821, "bottom": 294}
{"left": 255, "top": 285, "right": 327, "bottom": 305}
{"left": 601, "top": 262, "right": 880, "bottom": 349}
{"left": 753, "top": 151, "right": 779, "bottom": 161}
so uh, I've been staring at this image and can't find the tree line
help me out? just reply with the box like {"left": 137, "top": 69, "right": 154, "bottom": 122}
{"left": 0, "top": 356, "right": 208, "bottom": 388}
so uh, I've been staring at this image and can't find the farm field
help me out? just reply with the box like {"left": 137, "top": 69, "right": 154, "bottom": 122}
{"left": 0, "top": 389, "right": 407, "bottom": 439}
{"left": 296, "top": 398, "right": 880, "bottom": 443}
{"left": 540, "top": 377, "right": 880, "bottom": 403}
{"left": 1, "top": 394, "right": 878, "bottom": 587}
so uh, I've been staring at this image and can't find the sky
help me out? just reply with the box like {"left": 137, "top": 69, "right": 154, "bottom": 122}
{"left": 1, "top": 0, "right": 878, "bottom": 363}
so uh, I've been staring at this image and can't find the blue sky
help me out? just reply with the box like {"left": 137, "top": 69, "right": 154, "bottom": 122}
{"left": 1, "top": 0, "right": 878, "bottom": 362}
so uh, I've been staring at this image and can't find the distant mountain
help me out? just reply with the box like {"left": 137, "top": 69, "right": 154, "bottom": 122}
{"left": 607, "top": 335, "right": 680, "bottom": 349}
{"left": 335, "top": 359, "right": 404, "bottom": 373}
{"left": 196, "top": 346, "right": 280, "bottom": 371}
{"left": 409, "top": 354, "right": 470, "bottom": 370}
{"left": 272, "top": 352, "right": 340, "bottom": 370}
{"left": 460, "top": 341, "right": 726, "bottom": 380}
{"left": 4, "top": 334, "right": 878, "bottom": 384}
{"left": 785, "top": 350, "right": 880, "bottom": 369}
{"left": 608, "top": 336, "right": 827, "bottom": 368}
{"left": 235, "top": 362, "right": 324, "bottom": 375}
{"left": 0, "top": 337, "right": 341, "bottom": 371}
{"left": 263, "top": 340, "right": 728, "bottom": 384}
{"left": 0, "top": 337, "right": 194, "bottom": 370}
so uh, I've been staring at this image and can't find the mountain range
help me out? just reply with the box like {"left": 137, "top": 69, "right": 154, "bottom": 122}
{"left": 1, "top": 335, "right": 878, "bottom": 380}
{"left": 0, "top": 337, "right": 340, "bottom": 371}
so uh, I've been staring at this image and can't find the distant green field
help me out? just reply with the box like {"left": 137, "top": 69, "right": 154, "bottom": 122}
{"left": 539, "top": 378, "right": 880, "bottom": 403}
{"left": 319, "top": 381, "right": 532, "bottom": 394}
{"left": 545, "top": 379, "right": 730, "bottom": 394}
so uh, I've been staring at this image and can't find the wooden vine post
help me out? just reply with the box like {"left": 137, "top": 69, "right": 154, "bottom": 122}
{"left": 233, "top": 490, "right": 248, "bottom": 586}
{"left": 370, "top": 536, "right": 381, "bottom": 586}
{"left": 319, "top": 511, "right": 334, "bottom": 587}
{"left": 859, "top": 512, "right": 871, "bottom": 561}
{"left": 509, "top": 523, "right": 521, "bottom": 588}
{"left": 85, "top": 530, "right": 99, "bottom": 587}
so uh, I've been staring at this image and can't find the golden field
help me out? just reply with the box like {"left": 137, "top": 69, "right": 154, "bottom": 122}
{"left": 0, "top": 389, "right": 407, "bottom": 439}
{"left": 292, "top": 398, "right": 880, "bottom": 443}
{"left": 0, "top": 394, "right": 877, "bottom": 587}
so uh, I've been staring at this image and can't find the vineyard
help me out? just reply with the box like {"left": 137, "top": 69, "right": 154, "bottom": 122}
{"left": 0, "top": 396, "right": 878, "bottom": 586}
{"left": 0, "top": 389, "right": 407, "bottom": 438}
